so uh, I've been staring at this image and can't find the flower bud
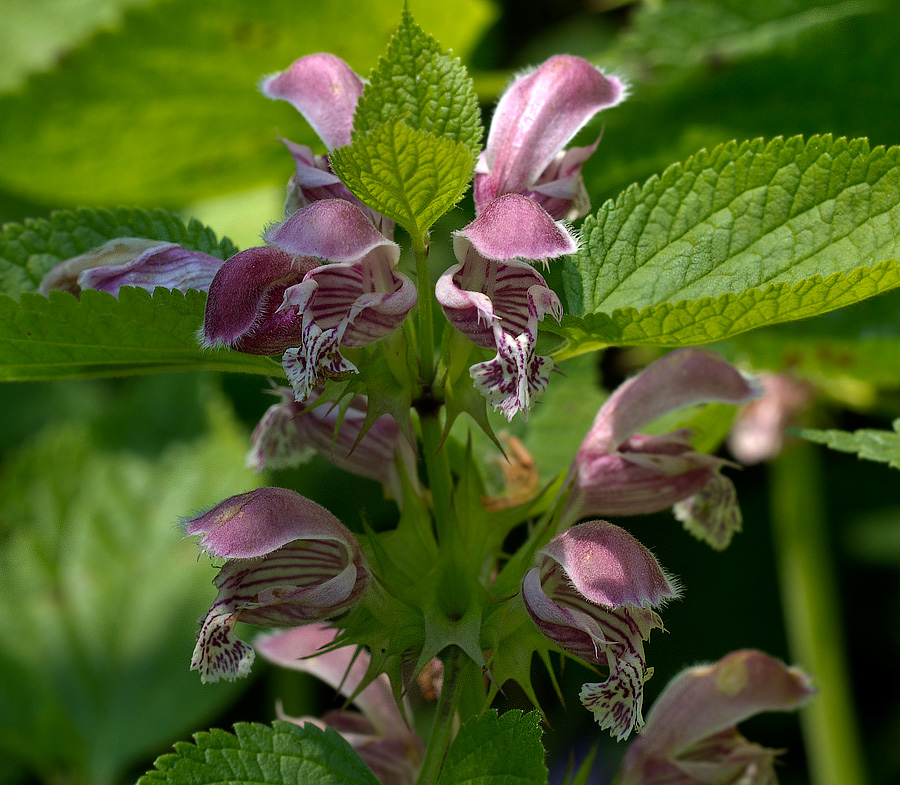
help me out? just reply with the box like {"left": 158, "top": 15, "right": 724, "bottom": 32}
{"left": 184, "top": 488, "right": 369, "bottom": 683}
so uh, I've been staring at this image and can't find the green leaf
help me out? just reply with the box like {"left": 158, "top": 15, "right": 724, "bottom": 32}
{"left": 330, "top": 121, "right": 476, "bottom": 236}
{"left": 0, "top": 288, "right": 281, "bottom": 381}
{"left": 608, "top": 0, "right": 876, "bottom": 82}
{"left": 437, "top": 709, "right": 547, "bottom": 785}
{"left": 0, "top": 0, "right": 495, "bottom": 207}
{"left": 551, "top": 260, "right": 900, "bottom": 357}
{"left": 353, "top": 7, "right": 482, "bottom": 155}
{"left": 1, "top": 207, "right": 237, "bottom": 298}
{"left": 139, "top": 721, "right": 380, "bottom": 785}
{"left": 557, "top": 136, "right": 900, "bottom": 356}
{"left": 797, "top": 420, "right": 900, "bottom": 470}
{"left": 0, "top": 399, "right": 257, "bottom": 784}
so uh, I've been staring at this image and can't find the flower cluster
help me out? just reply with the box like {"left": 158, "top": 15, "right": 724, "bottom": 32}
{"left": 49, "top": 38, "right": 812, "bottom": 785}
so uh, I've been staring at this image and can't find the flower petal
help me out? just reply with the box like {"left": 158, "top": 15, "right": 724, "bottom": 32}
{"left": 183, "top": 487, "right": 357, "bottom": 559}
{"left": 261, "top": 53, "right": 364, "bottom": 150}
{"left": 248, "top": 389, "right": 418, "bottom": 502}
{"left": 201, "top": 246, "right": 315, "bottom": 354}
{"left": 470, "top": 329, "right": 554, "bottom": 421}
{"left": 618, "top": 650, "right": 815, "bottom": 784}
{"left": 476, "top": 55, "right": 625, "bottom": 211}
{"left": 538, "top": 521, "right": 679, "bottom": 609}
{"left": 265, "top": 200, "right": 400, "bottom": 265}
{"left": 582, "top": 349, "right": 761, "bottom": 454}
{"left": 674, "top": 473, "right": 743, "bottom": 550}
{"left": 257, "top": 624, "right": 413, "bottom": 740}
{"left": 453, "top": 193, "right": 577, "bottom": 263}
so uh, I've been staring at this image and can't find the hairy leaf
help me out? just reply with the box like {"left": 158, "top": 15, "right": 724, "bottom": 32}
{"left": 437, "top": 710, "right": 547, "bottom": 785}
{"left": 139, "top": 721, "right": 379, "bottom": 785}
{"left": 0, "top": 288, "right": 280, "bottom": 380}
{"left": 798, "top": 421, "right": 900, "bottom": 471}
{"left": 0, "top": 207, "right": 237, "bottom": 298}
{"left": 558, "top": 136, "right": 900, "bottom": 355}
{"left": 353, "top": 7, "right": 482, "bottom": 155}
{"left": 331, "top": 121, "right": 475, "bottom": 236}
{"left": 551, "top": 260, "right": 900, "bottom": 357}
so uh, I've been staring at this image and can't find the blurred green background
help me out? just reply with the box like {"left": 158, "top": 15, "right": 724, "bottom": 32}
{"left": 1, "top": 1, "right": 899, "bottom": 783}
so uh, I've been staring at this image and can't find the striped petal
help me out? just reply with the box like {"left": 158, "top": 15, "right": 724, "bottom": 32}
{"left": 184, "top": 488, "right": 369, "bottom": 683}
{"left": 278, "top": 247, "right": 416, "bottom": 401}
{"left": 521, "top": 522, "right": 677, "bottom": 740}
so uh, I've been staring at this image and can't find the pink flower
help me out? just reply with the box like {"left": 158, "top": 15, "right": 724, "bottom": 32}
{"left": 183, "top": 488, "right": 370, "bottom": 683}
{"left": 39, "top": 237, "right": 225, "bottom": 297}
{"left": 257, "top": 624, "right": 423, "bottom": 785}
{"left": 521, "top": 521, "right": 679, "bottom": 740}
{"left": 248, "top": 387, "right": 418, "bottom": 502}
{"left": 618, "top": 650, "right": 815, "bottom": 784}
{"left": 435, "top": 194, "right": 576, "bottom": 420}
{"left": 564, "top": 349, "right": 760, "bottom": 549}
{"left": 475, "top": 55, "right": 626, "bottom": 220}
{"left": 202, "top": 200, "right": 416, "bottom": 400}
{"left": 261, "top": 53, "right": 391, "bottom": 233}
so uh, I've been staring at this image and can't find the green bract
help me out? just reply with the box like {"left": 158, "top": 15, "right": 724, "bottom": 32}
{"left": 329, "top": 9, "right": 482, "bottom": 236}
{"left": 330, "top": 121, "right": 477, "bottom": 236}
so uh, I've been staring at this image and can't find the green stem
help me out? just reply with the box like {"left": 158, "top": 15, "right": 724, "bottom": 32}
{"left": 769, "top": 442, "right": 868, "bottom": 785}
{"left": 413, "top": 233, "right": 435, "bottom": 385}
{"left": 415, "top": 647, "right": 463, "bottom": 785}
{"left": 420, "top": 408, "right": 453, "bottom": 542}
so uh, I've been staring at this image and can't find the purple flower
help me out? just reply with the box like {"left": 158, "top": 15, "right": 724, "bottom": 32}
{"left": 39, "top": 237, "right": 225, "bottom": 297}
{"left": 618, "top": 650, "right": 815, "bottom": 785}
{"left": 522, "top": 521, "right": 679, "bottom": 740}
{"left": 475, "top": 55, "right": 626, "bottom": 220}
{"left": 261, "top": 53, "right": 391, "bottom": 233}
{"left": 202, "top": 200, "right": 416, "bottom": 401}
{"left": 435, "top": 193, "right": 576, "bottom": 420}
{"left": 248, "top": 386, "right": 418, "bottom": 502}
{"left": 564, "top": 349, "right": 760, "bottom": 550}
{"left": 257, "top": 624, "right": 423, "bottom": 785}
{"left": 184, "top": 488, "right": 370, "bottom": 683}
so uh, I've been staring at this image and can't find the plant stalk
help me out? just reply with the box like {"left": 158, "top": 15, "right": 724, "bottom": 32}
{"left": 413, "top": 233, "right": 435, "bottom": 385}
{"left": 769, "top": 442, "right": 868, "bottom": 785}
{"left": 415, "top": 647, "right": 462, "bottom": 785}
